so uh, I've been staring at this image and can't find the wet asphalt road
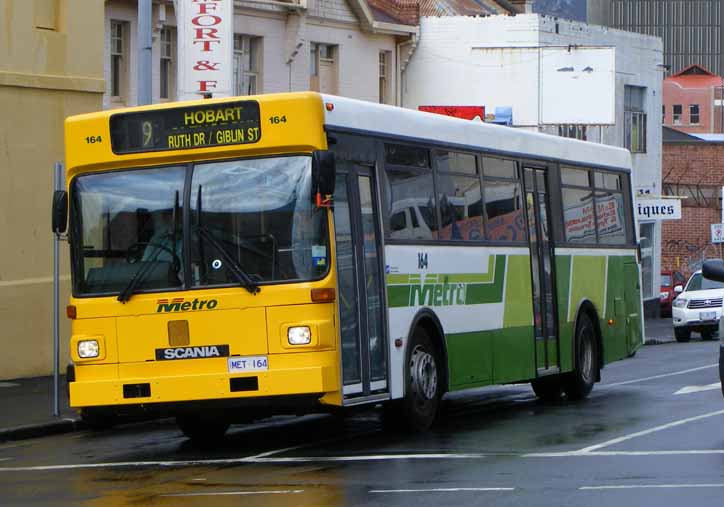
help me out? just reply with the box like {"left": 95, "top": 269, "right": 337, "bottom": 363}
{"left": 1, "top": 340, "right": 723, "bottom": 507}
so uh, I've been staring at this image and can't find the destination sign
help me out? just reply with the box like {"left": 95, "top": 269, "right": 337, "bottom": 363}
{"left": 110, "top": 100, "right": 261, "bottom": 154}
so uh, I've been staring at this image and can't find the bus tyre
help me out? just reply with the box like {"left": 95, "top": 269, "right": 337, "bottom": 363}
{"left": 385, "top": 327, "right": 442, "bottom": 432}
{"left": 176, "top": 415, "right": 230, "bottom": 445}
{"left": 531, "top": 376, "right": 563, "bottom": 402}
{"left": 674, "top": 327, "right": 691, "bottom": 343}
{"left": 563, "top": 312, "right": 598, "bottom": 401}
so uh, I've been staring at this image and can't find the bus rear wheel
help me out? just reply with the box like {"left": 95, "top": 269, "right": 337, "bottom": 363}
{"left": 176, "top": 415, "right": 230, "bottom": 445}
{"left": 384, "top": 327, "right": 442, "bottom": 432}
{"left": 562, "top": 312, "right": 598, "bottom": 401}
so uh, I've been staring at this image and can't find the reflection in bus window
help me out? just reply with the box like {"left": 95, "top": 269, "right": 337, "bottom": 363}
{"left": 561, "top": 167, "right": 590, "bottom": 186}
{"left": 562, "top": 187, "right": 595, "bottom": 243}
{"left": 436, "top": 151, "right": 477, "bottom": 175}
{"left": 482, "top": 157, "right": 517, "bottom": 179}
{"left": 385, "top": 168, "right": 437, "bottom": 240}
{"left": 595, "top": 192, "right": 627, "bottom": 244}
{"left": 437, "top": 171, "right": 483, "bottom": 241}
{"left": 484, "top": 180, "right": 526, "bottom": 242}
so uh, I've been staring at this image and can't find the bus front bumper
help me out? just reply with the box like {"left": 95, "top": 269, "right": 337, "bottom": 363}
{"left": 69, "top": 352, "right": 340, "bottom": 409}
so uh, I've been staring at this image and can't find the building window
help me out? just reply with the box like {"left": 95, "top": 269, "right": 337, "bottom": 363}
{"left": 662, "top": 105, "right": 665, "bottom": 124}
{"left": 110, "top": 20, "right": 129, "bottom": 101}
{"left": 557, "top": 124, "right": 588, "bottom": 141}
{"left": 672, "top": 104, "right": 682, "bottom": 125}
{"left": 234, "top": 35, "right": 261, "bottom": 96}
{"left": 310, "top": 43, "right": 338, "bottom": 94}
{"left": 379, "top": 51, "right": 391, "bottom": 104}
{"left": 639, "top": 222, "right": 655, "bottom": 299}
{"left": 624, "top": 85, "right": 647, "bottom": 153}
{"left": 160, "top": 27, "right": 176, "bottom": 100}
{"left": 689, "top": 104, "right": 700, "bottom": 125}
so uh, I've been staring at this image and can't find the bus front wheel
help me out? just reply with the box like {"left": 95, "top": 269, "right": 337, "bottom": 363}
{"left": 562, "top": 312, "right": 598, "bottom": 401}
{"left": 176, "top": 415, "right": 230, "bottom": 445}
{"left": 384, "top": 327, "right": 442, "bottom": 432}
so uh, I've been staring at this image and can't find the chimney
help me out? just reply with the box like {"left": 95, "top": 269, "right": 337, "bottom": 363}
{"left": 509, "top": 0, "right": 534, "bottom": 13}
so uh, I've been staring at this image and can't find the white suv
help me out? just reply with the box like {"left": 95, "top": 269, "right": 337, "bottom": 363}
{"left": 672, "top": 270, "right": 724, "bottom": 342}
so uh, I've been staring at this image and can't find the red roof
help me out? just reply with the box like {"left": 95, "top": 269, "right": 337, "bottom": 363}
{"left": 666, "top": 64, "right": 723, "bottom": 89}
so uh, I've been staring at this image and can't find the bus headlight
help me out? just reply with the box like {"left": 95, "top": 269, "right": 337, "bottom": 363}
{"left": 288, "top": 326, "right": 311, "bottom": 345}
{"left": 673, "top": 298, "right": 688, "bottom": 309}
{"left": 77, "top": 340, "right": 100, "bottom": 358}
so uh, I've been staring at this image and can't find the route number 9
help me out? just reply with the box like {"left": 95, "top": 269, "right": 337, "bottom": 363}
{"left": 142, "top": 121, "right": 153, "bottom": 147}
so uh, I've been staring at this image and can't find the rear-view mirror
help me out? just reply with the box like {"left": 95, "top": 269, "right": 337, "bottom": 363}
{"left": 312, "top": 150, "right": 336, "bottom": 207}
{"left": 52, "top": 190, "right": 68, "bottom": 234}
{"left": 702, "top": 259, "right": 724, "bottom": 283}
{"left": 673, "top": 285, "right": 684, "bottom": 294}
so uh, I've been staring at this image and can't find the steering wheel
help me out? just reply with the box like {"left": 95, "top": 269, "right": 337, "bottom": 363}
{"left": 126, "top": 241, "right": 181, "bottom": 273}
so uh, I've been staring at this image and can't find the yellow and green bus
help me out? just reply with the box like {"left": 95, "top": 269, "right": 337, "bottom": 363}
{"left": 53, "top": 92, "right": 643, "bottom": 442}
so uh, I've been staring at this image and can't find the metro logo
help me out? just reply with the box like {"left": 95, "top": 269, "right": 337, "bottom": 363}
{"left": 156, "top": 297, "right": 219, "bottom": 313}
{"left": 410, "top": 279, "right": 467, "bottom": 307}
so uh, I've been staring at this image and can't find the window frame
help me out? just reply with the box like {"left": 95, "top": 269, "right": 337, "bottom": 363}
{"left": 110, "top": 20, "right": 128, "bottom": 101}
{"left": 689, "top": 104, "right": 700, "bottom": 125}
{"left": 672, "top": 104, "right": 682, "bottom": 125}
{"left": 159, "top": 26, "right": 176, "bottom": 101}
{"left": 234, "top": 34, "right": 261, "bottom": 96}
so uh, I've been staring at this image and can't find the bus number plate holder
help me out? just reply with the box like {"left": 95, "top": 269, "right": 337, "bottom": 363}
{"left": 228, "top": 356, "right": 268, "bottom": 373}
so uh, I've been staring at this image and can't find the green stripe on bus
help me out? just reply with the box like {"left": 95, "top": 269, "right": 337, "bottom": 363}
{"left": 386, "top": 255, "right": 506, "bottom": 308}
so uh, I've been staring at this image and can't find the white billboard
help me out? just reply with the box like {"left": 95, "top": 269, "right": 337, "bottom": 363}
{"left": 539, "top": 46, "right": 615, "bottom": 125}
{"left": 176, "top": 0, "right": 233, "bottom": 101}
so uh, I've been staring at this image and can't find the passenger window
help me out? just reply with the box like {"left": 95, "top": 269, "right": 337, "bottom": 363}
{"left": 595, "top": 192, "right": 627, "bottom": 244}
{"left": 561, "top": 167, "right": 590, "bottom": 187}
{"left": 385, "top": 144, "right": 429, "bottom": 168}
{"left": 594, "top": 171, "right": 621, "bottom": 190}
{"left": 436, "top": 151, "right": 483, "bottom": 241}
{"left": 562, "top": 187, "right": 595, "bottom": 243}
{"left": 436, "top": 151, "right": 477, "bottom": 175}
{"left": 482, "top": 157, "right": 517, "bottom": 179}
{"left": 385, "top": 168, "right": 437, "bottom": 240}
{"left": 484, "top": 180, "right": 526, "bottom": 242}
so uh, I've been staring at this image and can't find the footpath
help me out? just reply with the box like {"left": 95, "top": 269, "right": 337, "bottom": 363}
{"left": 0, "top": 317, "right": 679, "bottom": 443}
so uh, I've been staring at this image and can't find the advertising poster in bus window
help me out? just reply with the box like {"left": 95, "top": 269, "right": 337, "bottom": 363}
{"left": 564, "top": 198, "right": 596, "bottom": 241}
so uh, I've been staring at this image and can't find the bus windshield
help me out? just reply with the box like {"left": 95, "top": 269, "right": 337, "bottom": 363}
{"left": 71, "top": 155, "right": 329, "bottom": 296}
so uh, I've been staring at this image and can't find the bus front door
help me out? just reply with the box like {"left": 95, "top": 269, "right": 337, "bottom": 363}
{"left": 523, "top": 166, "right": 560, "bottom": 375}
{"left": 334, "top": 163, "right": 389, "bottom": 404}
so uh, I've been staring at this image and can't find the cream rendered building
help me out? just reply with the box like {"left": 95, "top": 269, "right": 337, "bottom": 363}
{"left": 0, "top": 1, "right": 105, "bottom": 379}
{"left": 104, "top": 0, "right": 418, "bottom": 109}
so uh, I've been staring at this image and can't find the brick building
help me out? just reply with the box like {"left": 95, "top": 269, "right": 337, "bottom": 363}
{"left": 662, "top": 126, "right": 724, "bottom": 277}
{"left": 663, "top": 64, "right": 724, "bottom": 134}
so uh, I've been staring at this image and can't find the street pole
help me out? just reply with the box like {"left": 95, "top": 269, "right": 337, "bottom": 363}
{"left": 138, "top": 0, "right": 153, "bottom": 105}
{"left": 52, "top": 162, "right": 63, "bottom": 417}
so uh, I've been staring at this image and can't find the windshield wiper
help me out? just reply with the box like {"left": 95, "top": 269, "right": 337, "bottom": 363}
{"left": 117, "top": 242, "right": 167, "bottom": 303}
{"left": 196, "top": 225, "right": 261, "bottom": 295}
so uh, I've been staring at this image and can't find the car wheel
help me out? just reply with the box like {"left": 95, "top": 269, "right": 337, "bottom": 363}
{"left": 383, "top": 327, "right": 442, "bottom": 432}
{"left": 674, "top": 327, "right": 692, "bottom": 343}
{"left": 562, "top": 312, "right": 598, "bottom": 401}
{"left": 701, "top": 329, "right": 716, "bottom": 341}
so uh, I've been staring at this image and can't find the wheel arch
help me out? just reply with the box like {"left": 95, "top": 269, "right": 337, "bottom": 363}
{"left": 572, "top": 299, "right": 603, "bottom": 380}
{"left": 406, "top": 308, "right": 449, "bottom": 394}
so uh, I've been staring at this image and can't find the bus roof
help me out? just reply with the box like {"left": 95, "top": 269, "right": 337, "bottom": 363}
{"left": 321, "top": 94, "right": 632, "bottom": 172}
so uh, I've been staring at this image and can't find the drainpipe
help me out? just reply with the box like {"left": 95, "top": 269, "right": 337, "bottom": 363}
{"left": 396, "top": 33, "right": 418, "bottom": 108}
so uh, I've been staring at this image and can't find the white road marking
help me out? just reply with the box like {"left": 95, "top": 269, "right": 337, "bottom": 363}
{"left": 0, "top": 382, "right": 20, "bottom": 388}
{"left": 674, "top": 382, "right": 721, "bottom": 395}
{"left": 0, "top": 458, "right": 12, "bottom": 462}
{"left": 370, "top": 488, "right": 514, "bottom": 493}
{"left": 249, "top": 454, "right": 486, "bottom": 463}
{"left": 526, "top": 449, "right": 724, "bottom": 457}
{"left": 161, "top": 490, "right": 304, "bottom": 497}
{"left": 574, "top": 409, "right": 724, "bottom": 454}
{"left": 0, "top": 453, "right": 486, "bottom": 472}
{"left": 603, "top": 364, "right": 718, "bottom": 388}
{"left": 580, "top": 484, "right": 724, "bottom": 490}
